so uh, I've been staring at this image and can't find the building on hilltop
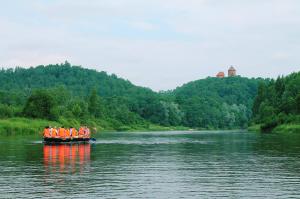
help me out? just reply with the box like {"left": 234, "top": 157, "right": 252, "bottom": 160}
{"left": 216, "top": 72, "right": 225, "bottom": 78}
{"left": 228, "top": 66, "right": 236, "bottom": 77}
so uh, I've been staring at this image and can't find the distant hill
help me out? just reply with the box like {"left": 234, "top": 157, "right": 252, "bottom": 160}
{"left": 0, "top": 62, "right": 266, "bottom": 130}
{"left": 170, "top": 76, "right": 265, "bottom": 128}
{"left": 0, "top": 61, "right": 154, "bottom": 97}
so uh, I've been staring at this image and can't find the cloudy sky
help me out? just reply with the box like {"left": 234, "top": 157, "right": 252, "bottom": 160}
{"left": 0, "top": 0, "right": 300, "bottom": 90}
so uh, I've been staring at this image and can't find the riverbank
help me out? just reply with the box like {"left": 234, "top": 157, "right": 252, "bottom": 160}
{"left": 0, "top": 117, "right": 189, "bottom": 135}
{"left": 248, "top": 123, "right": 300, "bottom": 133}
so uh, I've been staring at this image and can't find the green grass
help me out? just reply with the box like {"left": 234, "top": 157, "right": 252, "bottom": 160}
{"left": 248, "top": 123, "right": 300, "bottom": 134}
{"left": 0, "top": 117, "right": 190, "bottom": 136}
{"left": 248, "top": 124, "right": 261, "bottom": 132}
{"left": 273, "top": 124, "right": 300, "bottom": 134}
{"left": 0, "top": 117, "right": 61, "bottom": 136}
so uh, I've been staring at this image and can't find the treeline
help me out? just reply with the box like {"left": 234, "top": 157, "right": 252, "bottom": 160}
{"left": 0, "top": 86, "right": 148, "bottom": 131}
{"left": 0, "top": 62, "right": 264, "bottom": 131}
{"left": 251, "top": 72, "right": 300, "bottom": 132}
{"left": 171, "top": 77, "right": 264, "bottom": 129}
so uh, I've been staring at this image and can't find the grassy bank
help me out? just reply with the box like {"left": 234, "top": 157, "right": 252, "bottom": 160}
{"left": 247, "top": 124, "right": 261, "bottom": 132}
{"left": 272, "top": 124, "right": 300, "bottom": 133}
{"left": 248, "top": 123, "right": 300, "bottom": 133}
{"left": 0, "top": 118, "right": 61, "bottom": 136}
{"left": 0, "top": 117, "right": 189, "bottom": 136}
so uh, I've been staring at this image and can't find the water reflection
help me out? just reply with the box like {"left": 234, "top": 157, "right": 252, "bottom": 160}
{"left": 43, "top": 143, "right": 90, "bottom": 173}
{"left": 2, "top": 132, "right": 300, "bottom": 198}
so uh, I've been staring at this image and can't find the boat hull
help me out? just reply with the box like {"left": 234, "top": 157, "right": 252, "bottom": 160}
{"left": 43, "top": 137, "right": 91, "bottom": 143}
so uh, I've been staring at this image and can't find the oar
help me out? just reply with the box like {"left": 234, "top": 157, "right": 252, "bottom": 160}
{"left": 90, "top": 138, "right": 97, "bottom": 142}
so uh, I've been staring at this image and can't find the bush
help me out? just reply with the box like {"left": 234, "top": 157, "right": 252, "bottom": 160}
{"left": 0, "top": 104, "right": 13, "bottom": 118}
{"left": 261, "top": 117, "right": 279, "bottom": 133}
{"left": 23, "top": 90, "right": 58, "bottom": 120}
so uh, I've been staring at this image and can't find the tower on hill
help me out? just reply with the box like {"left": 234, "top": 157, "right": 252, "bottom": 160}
{"left": 228, "top": 66, "right": 236, "bottom": 77}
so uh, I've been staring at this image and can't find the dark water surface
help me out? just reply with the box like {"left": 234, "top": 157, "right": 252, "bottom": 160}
{"left": 1, "top": 131, "right": 300, "bottom": 198}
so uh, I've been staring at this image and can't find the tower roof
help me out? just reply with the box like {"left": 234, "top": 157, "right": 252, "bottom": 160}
{"left": 216, "top": 71, "right": 225, "bottom": 78}
{"left": 229, "top": 66, "right": 236, "bottom": 71}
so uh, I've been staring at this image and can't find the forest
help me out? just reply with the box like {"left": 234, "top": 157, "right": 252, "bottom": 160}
{"left": 251, "top": 71, "right": 300, "bottom": 133}
{"left": 0, "top": 62, "right": 280, "bottom": 134}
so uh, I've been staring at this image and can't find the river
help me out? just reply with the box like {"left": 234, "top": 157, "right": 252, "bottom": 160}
{"left": 1, "top": 131, "right": 300, "bottom": 198}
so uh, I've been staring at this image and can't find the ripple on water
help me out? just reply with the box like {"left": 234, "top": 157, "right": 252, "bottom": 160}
{"left": 1, "top": 131, "right": 300, "bottom": 198}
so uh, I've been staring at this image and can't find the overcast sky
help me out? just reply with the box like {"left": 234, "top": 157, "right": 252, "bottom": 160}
{"left": 0, "top": 0, "right": 300, "bottom": 91}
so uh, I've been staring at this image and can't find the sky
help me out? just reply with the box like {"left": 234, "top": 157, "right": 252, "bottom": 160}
{"left": 0, "top": 0, "right": 300, "bottom": 91}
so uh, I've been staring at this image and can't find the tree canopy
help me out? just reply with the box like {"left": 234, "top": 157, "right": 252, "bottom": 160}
{"left": 0, "top": 62, "right": 268, "bottom": 130}
{"left": 251, "top": 72, "right": 300, "bottom": 132}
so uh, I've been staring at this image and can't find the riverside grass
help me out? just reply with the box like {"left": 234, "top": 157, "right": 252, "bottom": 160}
{"left": 0, "top": 118, "right": 61, "bottom": 136}
{"left": 273, "top": 124, "right": 300, "bottom": 134}
{"left": 0, "top": 117, "right": 189, "bottom": 136}
{"left": 248, "top": 123, "right": 300, "bottom": 133}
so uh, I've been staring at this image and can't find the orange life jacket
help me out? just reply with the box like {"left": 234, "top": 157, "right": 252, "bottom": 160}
{"left": 78, "top": 128, "right": 85, "bottom": 137}
{"left": 71, "top": 128, "right": 78, "bottom": 137}
{"left": 52, "top": 128, "right": 58, "bottom": 137}
{"left": 59, "top": 128, "right": 65, "bottom": 138}
{"left": 44, "top": 128, "right": 50, "bottom": 138}
{"left": 65, "top": 129, "right": 70, "bottom": 138}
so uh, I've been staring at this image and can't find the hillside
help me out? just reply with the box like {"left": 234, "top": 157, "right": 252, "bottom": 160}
{"left": 0, "top": 61, "right": 154, "bottom": 98}
{"left": 0, "top": 62, "right": 266, "bottom": 133}
{"left": 170, "top": 76, "right": 265, "bottom": 129}
{"left": 0, "top": 62, "right": 160, "bottom": 131}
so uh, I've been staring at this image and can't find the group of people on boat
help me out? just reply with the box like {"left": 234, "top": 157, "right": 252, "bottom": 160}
{"left": 43, "top": 126, "right": 91, "bottom": 139}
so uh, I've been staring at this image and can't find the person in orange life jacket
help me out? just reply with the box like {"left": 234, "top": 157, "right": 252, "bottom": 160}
{"left": 58, "top": 127, "right": 66, "bottom": 138}
{"left": 70, "top": 127, "right": 78, "bottom": 138}
{"left": 43, "top": 126, "right": 51, "bottom": 138}
{"left": 52, "top": 126, "right": 58, "bottom": 138}
{"left": 65, "top": 128, "right": 70, "bottom": 138}
{"left": 49, "top": 126, "right": 53, "bottom": 137}
{"left": 84, "top": 126, "right": 91, "bottom": 138}
{"left": 78, "top": 127, "right": 85, "bottom": 138}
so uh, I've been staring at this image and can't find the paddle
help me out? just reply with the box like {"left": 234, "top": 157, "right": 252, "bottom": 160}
{"left": 90, "top": 138, "right": 97, "bottom": 142}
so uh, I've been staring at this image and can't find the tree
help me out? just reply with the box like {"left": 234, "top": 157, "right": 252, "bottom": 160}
{"left": 0, "top": 104, "right": 13, "bottom": 118}
{"left": 88, "top": 89, "right": 102, "bottom": 118}
{"left": 252, "top": 82, "right": 266, "bottom": 117}
{"left": 296, "top": 93, "right": 300, "bottom": 114}
{"left": 23, "top": 90, "right": 58, "bottom": 120}
{"left": 251, "top": 72, "right": 300, "bottom": 131}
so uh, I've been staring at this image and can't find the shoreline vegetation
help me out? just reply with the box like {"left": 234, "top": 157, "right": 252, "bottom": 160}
{"left": 250, "top": 71, "right": 300, "bottom": 133}
{"left": 0, "top": 117, "right": 190, "bottom": 136}
{"left": 0, "top": 117, "right": 248, "bottom": 136}
{"left": 248, "top": 124, "right": 300, "bottom": 134}
{"left": 0, "top": 63, "right": 298, "bottom": 135}
{"left": 0, "top": 62, "right": 263, "bottom": 136}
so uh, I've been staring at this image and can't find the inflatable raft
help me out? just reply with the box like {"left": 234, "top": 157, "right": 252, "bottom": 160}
{"left": 43, "top": 137, "right": 94, "bottom": 143}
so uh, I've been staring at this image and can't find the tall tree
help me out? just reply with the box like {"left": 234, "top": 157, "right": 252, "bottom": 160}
{"left": 88, "top": 89, "right": 102, "bottom": 118}
{"left": 23, "top": 90, "right": 58, "bottom": 120}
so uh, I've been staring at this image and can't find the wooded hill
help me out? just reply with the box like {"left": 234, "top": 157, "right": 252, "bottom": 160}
{"left": 0, "top": 62, "right": 265, "bottom": 131}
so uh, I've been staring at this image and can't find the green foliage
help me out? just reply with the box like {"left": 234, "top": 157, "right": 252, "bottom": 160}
{"left": 273, "top": 124, "right": 300, "bottom": 134}
{"left": 0, "top": 117, "right": 61, "bottom": 136}
{"left": 88, "top": 89, "right": 102, "bottom": 117}
{"left": 0, "top": 104, "right": 13, "bottom": 118}
{"left": 295, "top": 93, "right": 300, "bottom": 113}
{"left": 251, "top": 72, "right": 300, "bottom": 132}
{"left": 23, "top": 90, "right": 58, "bottom": 120}
{"left": 0, "top": 62, "right": 269, "bottom": 131}
{"left": 171, "top": 76, "right": 264, "bottom": 129}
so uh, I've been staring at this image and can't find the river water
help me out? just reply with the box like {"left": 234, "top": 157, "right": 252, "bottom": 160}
{"left": 1, "top": 131, "right": 300, "bottom": 198}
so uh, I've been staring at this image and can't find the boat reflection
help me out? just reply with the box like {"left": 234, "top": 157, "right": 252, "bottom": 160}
{"left": 43, "top": 143, "right": 91, "bottom": 173}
